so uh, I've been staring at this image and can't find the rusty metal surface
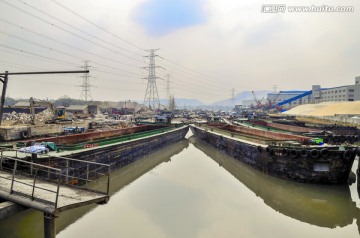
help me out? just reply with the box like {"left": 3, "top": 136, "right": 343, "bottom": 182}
{"left": 209, "top": 123, "right": 311, "bottom": 143}
{"left": 56, "top": 125, "right": 190, "bottom": 171}
{"left": 190, "top": 124, "right": 356, "bottom": 184}
{"left": 252, "top": 120, "right": 321, "bottom": 133}
{"left": 20, "top": 125, "right": 164, "bottom": 146}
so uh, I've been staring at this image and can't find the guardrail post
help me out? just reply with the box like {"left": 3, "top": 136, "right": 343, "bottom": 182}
{"left": 0, "top": 150, "right": 3, "bottom": 170}
{"left": 54, "top": 173, "right": 61, "bottom": 209}
{"left": 47, "top": 156, "right": 50, "bottom": 179}
{"left": 10, "top": 160, "right": 17, "bottom": 194}
{"left": 107, "top": 166, "right": 111, "bottom": 195}
{"left": 65, "top": 159, "right": 69, "bottom": 184}
{"left": 86, "top": 163, "right": 89, "bottom": 187}
{"left": 30, "top": 163, "right": 33, "bottom": 176}
{"left": 31, "top": 169, "right": 38, "bottom": 200}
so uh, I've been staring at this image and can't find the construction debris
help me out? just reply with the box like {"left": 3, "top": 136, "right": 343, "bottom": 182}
{"left": 2, "top": 109, "right": 71, "bottom": 125}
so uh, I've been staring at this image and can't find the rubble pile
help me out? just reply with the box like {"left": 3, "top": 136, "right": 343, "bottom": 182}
{"left": 3, "top": 109, "right": 55, "bottom": 125}
{"left": 91, "top": 120, "right": 135, "bottom": 131}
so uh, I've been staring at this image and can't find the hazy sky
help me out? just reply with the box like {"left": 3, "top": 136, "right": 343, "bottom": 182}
{"left": 0, "top": 0, "right": 359, "bottom": 104}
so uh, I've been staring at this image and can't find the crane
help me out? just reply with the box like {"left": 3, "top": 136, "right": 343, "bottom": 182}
{"left": 266, "top": 92, "right": 281, "bottom": 109}
{"left": 251, "top": 91, "right": 263, "bottom": 108}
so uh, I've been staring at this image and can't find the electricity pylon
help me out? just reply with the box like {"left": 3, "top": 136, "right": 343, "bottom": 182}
{"left": 79, "top": 61, "right": 93, "bottom": 104}
{"left": 143, "top": 49, "right": 161, "bottom": 110}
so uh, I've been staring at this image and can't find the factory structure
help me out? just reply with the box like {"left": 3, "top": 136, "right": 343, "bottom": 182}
{"left": 243, "top": 76, "right": 360, "bottom": 110}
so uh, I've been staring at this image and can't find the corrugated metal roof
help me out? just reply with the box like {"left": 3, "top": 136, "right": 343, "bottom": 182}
{"left": 66, "top": 105, "right": 88, "bottom": 110}
{"left": 13, "top": 102, "right": 30, "bottom": 107}
{"left": 279, "top": 91, "right": 308, "bottom": 94}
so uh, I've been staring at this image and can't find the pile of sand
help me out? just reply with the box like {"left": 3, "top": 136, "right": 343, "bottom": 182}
{"left": 283, "top": 101, "right": 360, "bottom": 116}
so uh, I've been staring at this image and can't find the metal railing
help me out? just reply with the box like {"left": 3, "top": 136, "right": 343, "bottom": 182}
{"left": 46, "top": 156, "right": 111, "bottom": 195}
{"left": 0, "top": 151, "right": 111, "bottom": 208}
{"left": 0, "top": 156, "right": 62, "bottom": 207}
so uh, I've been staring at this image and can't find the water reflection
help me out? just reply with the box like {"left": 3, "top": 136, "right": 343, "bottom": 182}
{"left": 0, "top": 139, "right": 189, "bottom": 238}
{"left": 189, "top": 136, "right": 360, "bottom": 232}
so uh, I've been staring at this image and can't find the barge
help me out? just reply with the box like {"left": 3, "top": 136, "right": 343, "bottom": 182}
{"left": 3, "top": 124, "right": 189, "bottom": 181}
{"left": 190, "top": 136, "right": 360, "bottom": 229}
{"left": 190, "top": 123, "right": 358, "bottom": 184}
{"left": 235, "top": 119, "right": 358, "bottom": 144}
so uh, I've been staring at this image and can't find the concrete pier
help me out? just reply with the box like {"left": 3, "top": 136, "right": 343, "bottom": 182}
{"left": 44, "top": 214, "right": 56, "bottom": 238}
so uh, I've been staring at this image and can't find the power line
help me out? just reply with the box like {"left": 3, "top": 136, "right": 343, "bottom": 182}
{"left": 0, "top": 45, "right": 143, "bottom": 78}
{"left": 0, "top": 44, "right": 77, "bottom": 67}
{"left": 0, "top": 0, "right": 144, "bottom": 63}
{"left": 159, "top": 56, "right": 227, "bottom": 87}
{"left": 0, "top": 30, "right": 88, "bottom": 61}
{"left": 0, "top": 59, "right": 45, "bottom": 71}
{"left": 50, "top": 0, "right": 145, "bottom": 52}
{"left": 158, "top": 67, "right": 233, "bottom": 93}
{"left": 17, "top": 0, "right": 144, "bottom": 59}
{"left": 1, "top": 0, "right": 266, "bottom": 103}
{"left": 0, "top": 18, "right": 141, "bottom": 68}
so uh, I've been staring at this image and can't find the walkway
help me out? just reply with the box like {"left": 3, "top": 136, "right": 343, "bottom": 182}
{"left": 0, "top": 153, "right": 110, "bottom": 216}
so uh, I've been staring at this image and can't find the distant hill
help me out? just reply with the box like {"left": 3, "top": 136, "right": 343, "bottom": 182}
{"left": 159, "top": 98, "right": 205, "bottom": 108}
{"left": 4, "top": 92, "right": 273, "bottom": 111}
{"left": 211, "top": 90, "right": 271, "bottom": 107}
{"left": 158, "top": 91, "right": 272, "bottom": 110}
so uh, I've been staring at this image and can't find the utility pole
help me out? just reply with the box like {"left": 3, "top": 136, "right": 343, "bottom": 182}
{"left": 143, "top": 49, "right": 161, "bottom": 110}
{"left": 79, "top": 61, "right": 93, "bottom": 104}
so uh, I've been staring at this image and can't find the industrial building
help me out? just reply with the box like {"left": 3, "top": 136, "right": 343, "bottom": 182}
{"left": 266, "top": 76, "right": 360, "bottom": 109}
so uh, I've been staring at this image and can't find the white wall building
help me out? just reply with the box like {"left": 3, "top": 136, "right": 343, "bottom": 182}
{"left": 267, "top": 76, "right": 360, "bottom": 109}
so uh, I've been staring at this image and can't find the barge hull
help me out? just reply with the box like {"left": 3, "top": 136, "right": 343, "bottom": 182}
{"left": 52, "top": 125, "right": 189, "bottom": 172}
{"left": 190, "top": 125, "right": 355, "bottom": 184}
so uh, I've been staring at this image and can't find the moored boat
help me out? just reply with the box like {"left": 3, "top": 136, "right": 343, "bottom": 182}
{"left": 190, "top": 122, "right": 358, "bottom": 184}
{"left": 4, "top": 124, "right": 189, "bottom": 176}
{"left": 190, "top": 135, "right": 360, "bottom": 229}
{"left": 235, "top": 119, "right": 359, "bottom": 144}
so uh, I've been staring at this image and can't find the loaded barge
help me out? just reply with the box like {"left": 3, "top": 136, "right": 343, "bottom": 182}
{"left": 3, "top": 124, "right": 189, "bottom": 178}
{"left": 190, "top": 123, "right": 358, "bottom": 184}
{"left": 235, "top": 119, "right": 358, "bottom": 144}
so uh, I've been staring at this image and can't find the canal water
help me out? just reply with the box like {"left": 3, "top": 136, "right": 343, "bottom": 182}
{"left": 1, "top": 130, "right": 360, "bottom": 238}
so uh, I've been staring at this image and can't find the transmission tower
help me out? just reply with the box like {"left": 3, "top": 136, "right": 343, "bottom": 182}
{"left": 143, "top": 49, "right": 161, "bottom": 110}
{"left": 79, "top": 61, "right": 93, "bottom": 104}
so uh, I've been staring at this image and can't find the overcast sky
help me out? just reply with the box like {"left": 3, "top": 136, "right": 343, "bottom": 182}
{"left": 0, "top": 0, "right": 359, "bottom": 104}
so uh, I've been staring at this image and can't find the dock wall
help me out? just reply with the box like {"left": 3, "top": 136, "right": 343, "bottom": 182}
{"left": 0, "top": 201, "right": 27, "bottom": 219}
